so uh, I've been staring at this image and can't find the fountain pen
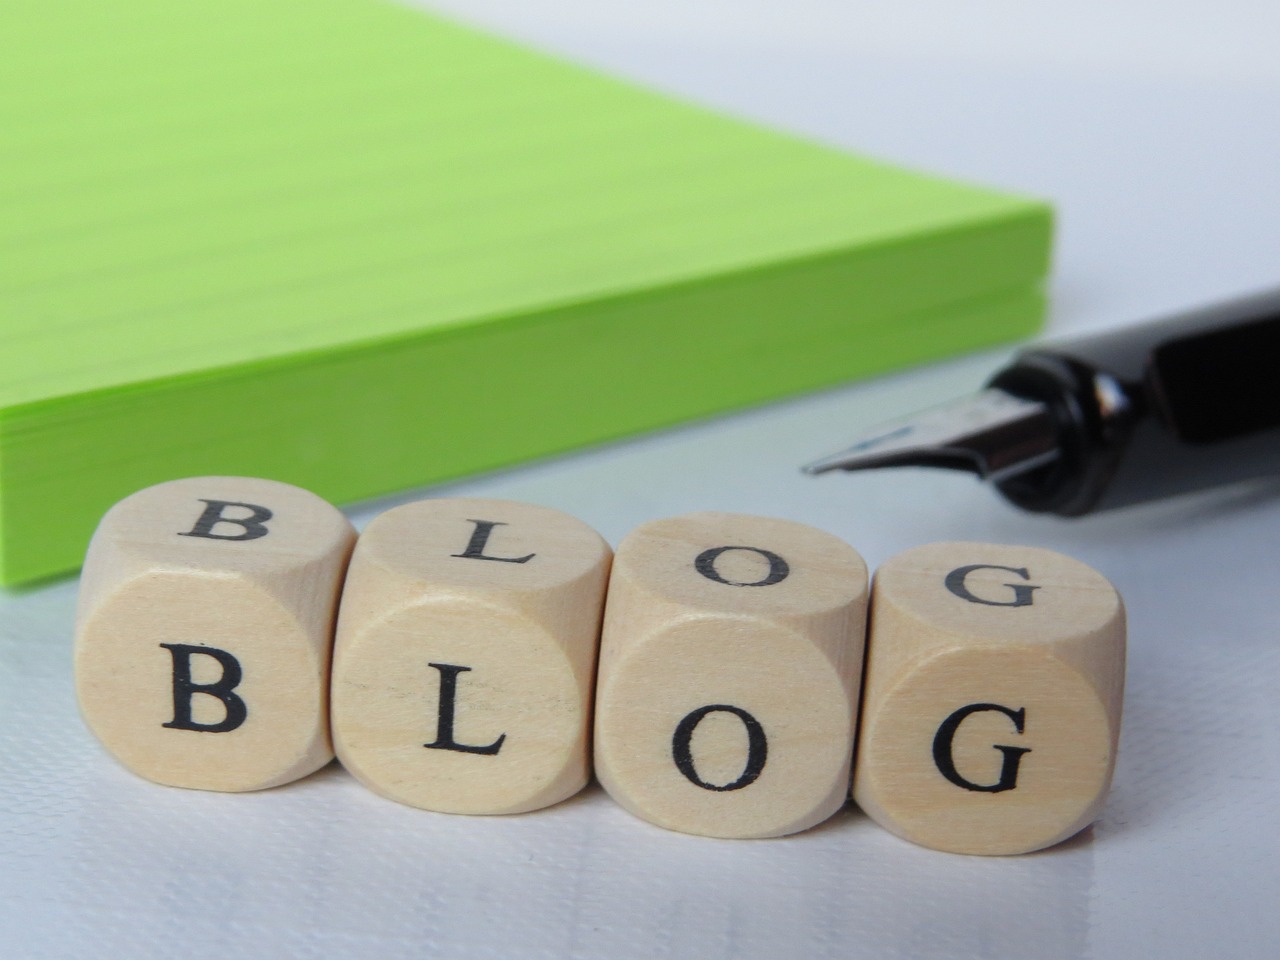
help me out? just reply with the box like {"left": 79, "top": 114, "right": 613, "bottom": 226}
{"left": 804, "top": 290, "right": 1280, "bottom": 515}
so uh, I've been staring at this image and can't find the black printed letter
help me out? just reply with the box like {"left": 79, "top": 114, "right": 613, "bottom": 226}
{"left": 423, "top": 663, "right": 506, "bottom": 755}
{"left": 944, "top": 564, "right": 1038, "bottom": 607}
{"left": 694, "top": 546, "right": 789, "bottom": 587}
{"left": 160, "top": 643, "right": 248, "bottom": 733}
{"left": 450, "top": 520, "right": 535, "bottom": 564}
{"left": 932, "top": 703, "right": 1031, "bottom": 793}
{"left": 179, "top": 499, "right": 273, "bottom": 542}
{"left": 672, "top": 704, "right": 768, "bottom": 791}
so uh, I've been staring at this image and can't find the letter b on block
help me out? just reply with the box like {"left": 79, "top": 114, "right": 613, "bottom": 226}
{"left": 330, "top": 499, "right": 611, "bottom": 815}
{"left": 74, "top": 477, "right": 356, "bottom": 791}
{"left": 594, "top": 513, "right": 868, "bottom": 838}
{"left": 854, "top": 542, "right": 1126, "bottom": 855}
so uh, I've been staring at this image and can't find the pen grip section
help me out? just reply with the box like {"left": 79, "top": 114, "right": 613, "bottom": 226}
{"left": 994, "top": 293, "right": 1280, "bottom": 515}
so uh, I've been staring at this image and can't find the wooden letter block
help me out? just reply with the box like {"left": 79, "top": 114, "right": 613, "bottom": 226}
{"left": 75, "top": 476, "right": 356, "bottom": 791}
{"left": 853, "top": 541, "right": 1126, "bottom": 855}
{"left": 594, "top": 512, "right": 868, "bottom": 838}
{"left": 330, "top": 498, "right": 611, "bottom": 815}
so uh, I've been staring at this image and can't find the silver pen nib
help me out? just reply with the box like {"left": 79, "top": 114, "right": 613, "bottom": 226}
{"left": 803, "top": 388, "right": 1061, "bottom": 482}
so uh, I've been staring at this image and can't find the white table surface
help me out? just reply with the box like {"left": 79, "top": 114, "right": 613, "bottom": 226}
{"left": 3, "top": 2, "right": 1279, "bottom": 957}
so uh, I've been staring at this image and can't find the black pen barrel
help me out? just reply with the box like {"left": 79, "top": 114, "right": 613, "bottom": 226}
{"left": 986, "top": 290, "right": 1280, "bottom": 515}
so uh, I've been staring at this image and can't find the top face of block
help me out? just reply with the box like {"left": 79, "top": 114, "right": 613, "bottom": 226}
{"left": 610, "top": 512, "right": 869, "bottom": 620}
{"left": 83, "top": 475, "right": 357, "bottom": 577}
{"left": 352, "top": 498, "right": 611, "bottom": 596}
{"left": 0, "top": 0, "right": 1048, "bottom": 408}
{"left": 872, "top": 541, "right": 1124, "bottom": 647}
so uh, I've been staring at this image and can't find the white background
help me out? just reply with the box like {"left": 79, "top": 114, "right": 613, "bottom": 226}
{"left": 3, "top": 1, "right": 1279, "bottom": 957}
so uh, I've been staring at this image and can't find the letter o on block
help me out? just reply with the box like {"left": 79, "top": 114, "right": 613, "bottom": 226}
{"left": 331, "top": 498, "right": 611, "bottom": 815}
{"left": 854, "top": 542, "right": 1126, "bottom": 855}
{"left": 594, "top": 513, "right": 868, "bottom": 838}
{"left": 74, "top": 477, "right": 356, "bottom": 791}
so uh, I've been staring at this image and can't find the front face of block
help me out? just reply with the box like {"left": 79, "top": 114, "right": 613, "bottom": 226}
{"left": 330, "top": 498, "right": 611, "bottom": 815}
{"left": 594, "top": 513, "right": 868, "bottom": 839}
{"left": 74, "top": 477, "right": 356, "bottom": 792}
{"left": 854, "top": 542, "right": 1126, "bottom": 856}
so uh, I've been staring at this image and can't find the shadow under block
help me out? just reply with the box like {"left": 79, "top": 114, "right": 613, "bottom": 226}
{"left": 853, "top": 542, "right": 1126, "bottom": 856}
{"left": 594, "top": 513, "right": 868, "bottom": 838}
{"left": 0, "top": 0, "right": 1053, "bottom": 586}
{"left": 331, "top": 498, "right": 611, "bottom": 815}
{"left": 74, "top": 477, "right": 356, "bottom": 792}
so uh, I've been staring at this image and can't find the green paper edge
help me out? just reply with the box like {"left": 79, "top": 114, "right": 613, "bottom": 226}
{"left": 0, "top": 211, "right": 1049, "bottom": 585}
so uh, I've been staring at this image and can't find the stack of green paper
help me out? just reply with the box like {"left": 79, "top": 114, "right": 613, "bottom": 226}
{"left": 0, "top": 0, "right": 1052, "bottom": 585}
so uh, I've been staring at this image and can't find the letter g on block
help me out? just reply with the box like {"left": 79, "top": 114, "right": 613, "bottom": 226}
{"left": 853, "top": 542, "right": 1126, "bottom": 855}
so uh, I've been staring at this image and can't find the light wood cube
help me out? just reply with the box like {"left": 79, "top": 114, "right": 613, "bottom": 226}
{"left": 594, "top": 512, "right": 868, "bottom": 838}
{"left": 854, "top": 541, "right": 1126, "bottom": 855}
{"left": 330, "top": 498, "right": 611, "bottom": 815}
{"left": 75, "top": 476, "right": 356, "bottom": 791}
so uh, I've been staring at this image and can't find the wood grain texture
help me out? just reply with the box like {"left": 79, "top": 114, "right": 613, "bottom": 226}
{"left": 853, "top": 541, "right": 1126, "bottom": 855}
{"left": 331, "top": 498, "right": 611, "bottom": 815}
{"left": 594, "top": 512, "right": 868, "bottom": 838}
{"left": 74, "top": 476, "right": 355, "bottom": 791}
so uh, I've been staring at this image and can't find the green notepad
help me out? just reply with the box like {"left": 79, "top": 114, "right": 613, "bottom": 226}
{"left": 0, "top": 0, "right": 1052, "bottom": 585}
